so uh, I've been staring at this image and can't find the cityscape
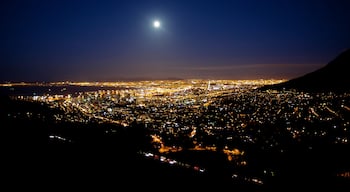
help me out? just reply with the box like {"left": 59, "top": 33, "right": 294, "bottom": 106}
{"left": 1, "top": 0, "right": 350, "bottom": 191}
{"left": 1, "top": 78, "right": 349, "bottom": 190}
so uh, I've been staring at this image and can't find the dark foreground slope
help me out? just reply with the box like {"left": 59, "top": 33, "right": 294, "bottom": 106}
{"left": 262, "top": 49, "right": 350, "bottom": 92}
{"left": 1, "top": 96, "right": 349, "bottom": 191}
{"left": 0, "top": 96, "right": 253, "bottom": 190}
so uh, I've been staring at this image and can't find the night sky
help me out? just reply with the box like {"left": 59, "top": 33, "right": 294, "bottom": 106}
{"left": 1, "top": 0, "right": 349, "bottom": 82}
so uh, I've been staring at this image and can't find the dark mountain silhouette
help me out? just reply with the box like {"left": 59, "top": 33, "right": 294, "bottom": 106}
{"left": 262, "top": 49, "right": 350, "bottom": 92}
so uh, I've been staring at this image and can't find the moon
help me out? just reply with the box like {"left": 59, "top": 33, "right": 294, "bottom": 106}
{"left": 153, "top": 20, "right": 161, "bottom": 28}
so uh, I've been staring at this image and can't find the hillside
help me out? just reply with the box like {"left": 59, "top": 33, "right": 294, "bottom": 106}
{"left": 262, "top": 49, "right": 350, "bottom": 92}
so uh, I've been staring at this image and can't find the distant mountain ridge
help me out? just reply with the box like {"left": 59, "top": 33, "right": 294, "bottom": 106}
{"left": 262, "top": 49, "right": 350, "bottom": 92}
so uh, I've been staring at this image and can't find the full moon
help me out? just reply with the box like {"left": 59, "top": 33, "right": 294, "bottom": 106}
{"left": 153, "top": 20, "right": 161, "bottom": 28}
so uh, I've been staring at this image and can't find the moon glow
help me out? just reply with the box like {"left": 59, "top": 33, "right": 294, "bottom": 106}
{"left": 153, "top": 20, "right": 161, "bottom": 28}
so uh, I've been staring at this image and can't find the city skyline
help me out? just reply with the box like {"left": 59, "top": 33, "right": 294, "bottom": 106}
{"left": 1, "top": 0, "right": 350, "bottom": 82}
{"left": 1, "top": 1, "right": 349, "bottom": 188}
